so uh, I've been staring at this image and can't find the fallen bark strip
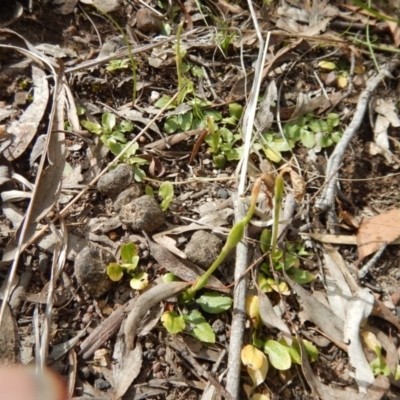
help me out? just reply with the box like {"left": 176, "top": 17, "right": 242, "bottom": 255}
{"left": 314, "top": 60, "right": 398, "bottom": 214}
{"left": 124, "top": 281, "right": 190, "bottom": 350}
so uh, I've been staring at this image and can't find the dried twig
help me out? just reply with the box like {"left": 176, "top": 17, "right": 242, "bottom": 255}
{"left": 314, "top": 60, "right": 398, "bottom": 214}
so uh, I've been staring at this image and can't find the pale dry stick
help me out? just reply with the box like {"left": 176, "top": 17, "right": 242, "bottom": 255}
{"left": 226, "top": 2, "right": 270, "bottom": 396}
{"left": 315, "top": 61, "right": 398, "bottom": 214}
{"left": 79, "top": 4, "right": 102, "bottom": 47}
{"left": 12, "top": 91, "right": 181, "bottom": 264}
{"left": 0, "top": 45, "right": 62, "bottom": 333}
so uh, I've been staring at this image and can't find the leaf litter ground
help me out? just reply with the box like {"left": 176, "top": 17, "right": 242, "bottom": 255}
{"left": 1, "top": 1, "right": 400, "bottom": 399}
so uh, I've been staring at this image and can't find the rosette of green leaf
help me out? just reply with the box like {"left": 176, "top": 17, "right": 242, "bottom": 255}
{"left": 106, "top": 59, "right": 129, "bottom": 72}
{"left": 205, "top": 121, "right": 242, "bottom": 168}
{"left": 184, "top": 309, "right": 215, "bottom": 343}
{"left": 259, "top": 229, "right": 314, "bottom": 284}
{"left": 159, "top": 181, "right": 174, "bottom": 211}
{"left": 81, "top": 113, "right": 148, "bottom": 181}
{"left": 264, "top": 340, "right": 292, "bottom": 370}
{"left": 106, "top": 243, "right": 149, "bottom": 290}
{"left": 196, "top": 291, "right": 233, "bottom": 314}
{"left": 278, "top": 338, "right": 318, "bottom": 365}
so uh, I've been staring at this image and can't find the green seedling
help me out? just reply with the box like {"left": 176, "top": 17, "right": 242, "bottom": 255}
{"left": 217, "top": 30, "right": 237, "bottom": 57}
{"left": 81, "top": 112, "right": 149, "bottom": 181}
{"left": 161, "top": 288, "right": 232, "bottom": 343}
{"left": 159, "top": 181, "right": 174, "bottom": 211}
{"left": 182, "top": 173, "right": 275, "bottom": 302}
{"left": 259, "top": 229, "right": 314, "bottom": 287}
{"left": 261, "top": 113, "right": 343, "bottom": 163}
{"left": 106, "top": 59, "right": 129, "bottom": 71}
{"left": 106, "top": 242, "right": 148, "bottom": 290}
{"left": 205, "top": 114, "right": 243, "bottom": 169}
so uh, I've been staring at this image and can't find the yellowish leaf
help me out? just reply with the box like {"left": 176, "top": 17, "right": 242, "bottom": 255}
{"left": 251, "top": 393, "right": 271, "bottom": 400}
{"left": 318, "top": 61, "right": 336, "bottom": 71}
{"left": 241, "top": 345, "right": 268, "bottom": 387}
{"left": 337, "top": 76, "right": 348, "bottom": 88}
{"left": 246, "top": 296, "right": 260, "bottom": 328}
{"left": 361, "top": 331, "right": 381, "bottom": 355}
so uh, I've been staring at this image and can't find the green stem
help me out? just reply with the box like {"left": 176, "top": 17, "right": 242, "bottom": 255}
{"left": 270, "top": 174, "right": 284, "bottom": 258}
{"left": 101, "top": 12, "right": 137, "bottom": 102}
{"left": 176, "top": 20, "right": 184, "bottom": 104}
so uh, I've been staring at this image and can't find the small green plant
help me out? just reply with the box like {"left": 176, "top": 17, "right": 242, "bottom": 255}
{"left": 145, "top": 182, "right": 174, "bottom": 210}
{"left": 81, "top": 112, "right": 149, "bottom": 181}
{"left": 258, "top": 229, "right": 314, "bottom": 288}
{"left": 260, "top": 113, "right": 343, "bottom": 163}
{"left": 205, "top": 103, "right": 243, "bottom": 168}
{"left": 159, "top": 181, "right": 174, "bottom": 211}
{"left": 217, "top": 30, "right": 237, "bottom": 57}
{"left": 106, "top": 59, "right": 129, "bottom": 72}
{"left": 161, "top": 290, "right": 233, "bottom": 343}
{"left": 107, "top": 243, "right": 148, "bottom": 290}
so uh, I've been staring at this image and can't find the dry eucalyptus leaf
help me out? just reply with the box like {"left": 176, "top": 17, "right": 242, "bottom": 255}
{"left": 284, "top": 273, "right": 344, "bottom": 347}
{"left": 357, "top": 208, "right": 400, "bottom": 262}
{"left": 0, "top": 300, "right": 20, "bottom": 364}
{"left": 4, "top": 65, "right": 49, "bottom": 161}
{"left": 113, "top": 339, "right": 142, "bottom": 399}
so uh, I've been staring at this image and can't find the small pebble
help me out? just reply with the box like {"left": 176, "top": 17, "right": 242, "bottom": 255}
{"left": 74, "top": 247, "right": 115, "bottom": 298}
{"left": 97, "top": 164, "right": 133, "bottom": 198}
{"left": 185, "top": 230, "right": 223, "bottom": 268}
{"left": 119, "top": 195, "right": 165, "bottom": 233}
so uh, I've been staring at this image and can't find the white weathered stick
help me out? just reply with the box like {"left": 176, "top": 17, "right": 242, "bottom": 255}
{"left": 314, "top": 63, "right": 396, "bottom": 213}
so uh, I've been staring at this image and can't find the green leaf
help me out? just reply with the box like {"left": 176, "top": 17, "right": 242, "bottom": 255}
{"left": 121, "top": 256, "right": 139, "bottom": 272}
{"left": 161, "top": 311, "right": 186, "bottom": 334}
{"left": 121, "top": 243, "right": 138, "bottom": 263}
{"left": 263, "top": 146, "right": 282, "bottom": 163}
{"left": 162, "top": 272, "right": 180, "bottom": 283}
{"left": 130, "top": 272, "right": 149, "bottom": 290}
{"left": 300, "top": 129, "right": 316, "bottom": 148}
{"left": 331, "top": 131, "right": 342, "bottom": 143}
{"left": 102, "top": 113, "right": 116, "bottom": 132}
{"left": 159, "top": 181, "right": 174, "bottom": 211}
{"left": 196, "top": 292, "right": 233, "bottom": 314}
{"left": 319, "top": 135, "right": 333, "bottom": 148}
{"left": 184, "top": 310, "right": 215, "bottom": 343}
{"left": 165, "top": 116, "right": 180, "bottom": 134}
{"left": 180, "top": 111, "right": 193, "bottom": 131}
{"left": 260, "top": 229, "right": 271, "bottom": 254}
{"left": 225, "top": 147, "right": 244, "bottom": 161}
{"left": 81, "top": 120, "right": 103, "bottom": 135}
{"left": 327, "top": 113, "right": 340, "bottom": 128}
{"left": 155, "top": 95, "right": 175, "bottom": 109}
{"left": 107, "top": 263, "right": 124, "bottom": 281}
{"left": 229, "top": 102, "right": 243, "bottom": 120}
{"left": 283, "top": 123, "right": 300, "bottom": 140}
{"left": 308, "top": 119, "right": 329, "bottom": 133}
{"left": 106, "top": 141, "right": 125, "bottom": 156}
{"left": 264, "top": 340, "right": 292, "bottom": 370}
{"left": 76, "top": 106, "right": 86, "bottom": 116}
{"left": 213, "top": 154, "right": 226, "bottom": 169}
{"left": 120, "top": 120, "right": 134, "bottom": 132}
{"left": 145, "top": 186, "right": 154, "bottom": 197}
{"left": 258, "top": 274, "right": 273, "bottom": 293}
{"left": 370, "top": 356, "right": 391, "bottom": 376}
{"left": 204, "top": 109, "right": 222, "bottom": 121}
{"left": 191, "top": 65, "right": 204, "bottom": 77}
{"left": 132, "top": 166, "right": 146, "bottom": 182}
